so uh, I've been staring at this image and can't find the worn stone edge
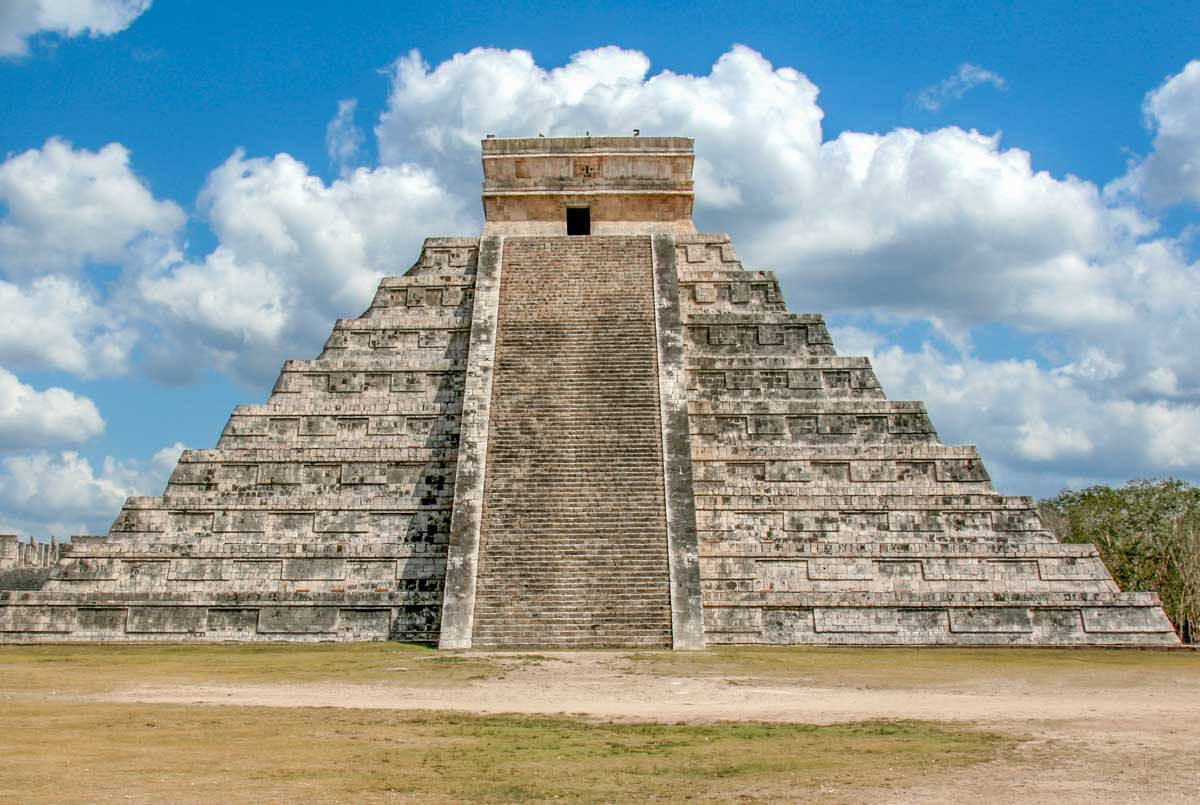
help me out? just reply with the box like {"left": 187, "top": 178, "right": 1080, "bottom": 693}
{"left": 438, "top": 236, "right": 504, "bottom": 648}
{"left": 652, "top": 234, "right": 706, "bottom": 649}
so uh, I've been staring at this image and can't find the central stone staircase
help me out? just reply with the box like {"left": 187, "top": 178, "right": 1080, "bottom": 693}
{"left": 471, "top": 236, "right": 674, "bottom": 647}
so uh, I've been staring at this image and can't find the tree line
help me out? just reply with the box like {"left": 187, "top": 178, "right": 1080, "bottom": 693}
{"left": 1038, "top": 479, "right": 1200, "bottom": 644}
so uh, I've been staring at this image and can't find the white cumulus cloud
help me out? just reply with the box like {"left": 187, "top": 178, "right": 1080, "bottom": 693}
{"left": 1107, "top": 60, "right": 1200, "bottom": 209}
{"left": 0, "top": 137, "right": 185, "bottom": 277}
{"left": 0, "top": 276, "right": 136, "bottom": 376}
{"left": 0, "top": 367, "right": 104, "bottom": 448}
{"left": 0, "top": 0, "right": 151, "bottom": 57}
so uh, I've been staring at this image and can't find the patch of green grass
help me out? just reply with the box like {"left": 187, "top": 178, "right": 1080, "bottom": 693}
{"left": 624, "top": 646, "right": 1200, "bottom": 690}
{"left": 0, "top": 700, "right": 1013, "bottom": 803}
{"left": 0, "top": 642, "right": 502, "bottom": 693}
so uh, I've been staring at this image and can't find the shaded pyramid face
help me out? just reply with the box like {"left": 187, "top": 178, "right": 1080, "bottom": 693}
{"left": 0, "top": 137, "right": 1179, "bottom": 647}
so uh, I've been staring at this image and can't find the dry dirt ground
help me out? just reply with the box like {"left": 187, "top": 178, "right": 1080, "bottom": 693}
{"left": 2, "top": 645, "right": 1198, "bottom": 802}
{"left": 103, "top": 647, "right": 1200, "bottom": 803}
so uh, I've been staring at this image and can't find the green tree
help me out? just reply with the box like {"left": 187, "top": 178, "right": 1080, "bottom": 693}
{"left": 1039, "top": 479, "right": 1200, "bottom": 643}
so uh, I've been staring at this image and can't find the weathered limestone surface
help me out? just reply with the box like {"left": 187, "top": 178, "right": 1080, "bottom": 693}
{"left": 439, "top": 237, "right": 503, "bottom": 648}
{"left": 673, "top": 234, "right": 1177, "bottom": 646}
{"left": 469, "top": 236, "right": 673, "bottom": 647}
{"left": 481, "top": 136, "right": 695, "bottom": 236}
{"left": 0, "top": 238, "right": 479, "bottom": 641}
{"left": 0, "top": 136, "right": 1179, "bottom": 647}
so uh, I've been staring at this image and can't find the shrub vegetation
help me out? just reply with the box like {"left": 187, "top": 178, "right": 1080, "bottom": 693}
{"left": 1039, "top": 479, "right": 1200, "bottom": 642}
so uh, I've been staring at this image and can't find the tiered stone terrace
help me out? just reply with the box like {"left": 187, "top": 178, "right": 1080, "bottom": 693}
{"left": 0, "top": 238, "right": 479, "bottom": 641}
{"left": 0, "top": 136, "right": 1179, "bottom": 647}
{"left": 672, "top": 234, "right": 1174, "bottom": 645}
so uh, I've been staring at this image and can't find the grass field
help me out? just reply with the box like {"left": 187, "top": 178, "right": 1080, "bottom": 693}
{"left": 0, "top": 700, "right": 1007, "bottom": 802}
{"left": 0, "top": 641, "right": 500, "bottom": 692}
{"left": 2, "top": 643, "right": 1197, "bottom": 802}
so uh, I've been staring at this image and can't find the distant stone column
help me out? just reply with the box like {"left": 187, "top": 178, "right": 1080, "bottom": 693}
{"left": 0, "top": 535, "right": 17, "bottom": 569}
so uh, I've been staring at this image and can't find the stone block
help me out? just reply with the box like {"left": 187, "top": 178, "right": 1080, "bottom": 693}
{"left": 268, "top": 512, "right": 314, "bottom": 536}
{"left": 169, "top": 559, "right": 226, "bottom": 581}
{"left": 1038, "top": 557, "right": 1106, "bottom": 580}
{"left": 896, "top": 461, "right": 935, "bottom": 482}
{"left": 369, "top": 416, "right": 405, "bottom": 435}
{"left": 897, "top": 608, "right": 948, "bottom": 633}
{"left": 704, "top": 606, "right": 762, "bottom": 633}
{"left": 889, "top": 511, "right": 943, "bottom": 532}
{"left": 812, "top": 462, "right": 850, "bottom": 482}
{"left": 339, "top": 609, "right": 391, "bottom": 638}
{"left": 257, "top": 606, "right": 339, "bottom": 634}
{"left": 814, "top": 608, "right": 898, "bottom": 633}
{"left": 342, "top": 463, "right": 387, "bottom": 485}
{"left": 808, "top": 559, "right": 874, "bottom": 580}
{"left": 258, "top": 464, "right": 301, "bottom": 485}
{"left": 127, "top": 606, "right": 206, "bottom": 634}
{"left": 300, "top": 416, "right": 337, "bottom": 436}
{"left": 124, "top": 561, "right": 169, "bottom": 586}
{"left": 213, "top": 511, "right": 266, "bottom": 532}
{"left": 54, "top": 558, "right": 117, "bottom": 581}
{"left": 282, "top": 558, "right": 346, "bottom": 580}
{"left": 346, "top": 560, "right": 397, "bottom": 581}
{"left": 1081, "top": 607, "right": 1175, "bottom": 633}
{"left": 949, "top": 607, "right": 1033, "bottom": 633}
{"left": 787, "top": 511, "right": 840, "bottom": 532}
{"left": 301, "top": 464, "right": 341, "bottom": 485}
{"left": 230, "top": 560, "right": 282, "bottom": 580}
{"left": 755, "top": 560, "right": 808, "bottom": 592}
{"left": 76, "top": 608, "right": 126, "bottom": 636}
{"left": 764, "top": 608, "right": 815, "bottom": 643}
{"left": 944, "top": 512, "right": 991, "bottom": 532}
{"left": 168, "top": 511, "right": 215, "bottom": 531}
{"left": 315, "top": 511, "right": 367, "bottom": 533}
{"left": 923, "top": 559, "right": 988, "bottom": 581}
{"left": 0, "top": 605, "right": 77, "bottom": 633}
{"left": 731, "top": 511, "right": 783, "bottom": 540}
{"left": 1031, "top": 608, "right": 1083, "bottom": 637}
{"left": 391, "top": 605, "right": 440, "bottom": 641}
{"left": 207, "top": 608, "right": 260, "bottom": 636}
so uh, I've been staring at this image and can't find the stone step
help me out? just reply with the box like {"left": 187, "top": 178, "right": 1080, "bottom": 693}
{"left": 470, "top": 236, "right": 673, "bottom": 647}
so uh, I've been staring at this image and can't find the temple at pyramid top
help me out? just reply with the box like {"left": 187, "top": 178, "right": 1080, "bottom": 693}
{"left": 481, "top": 135, "right": 696, "bottom": 235}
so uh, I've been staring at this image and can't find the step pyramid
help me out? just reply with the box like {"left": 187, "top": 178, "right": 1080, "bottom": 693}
{"left": 0, "top": 136, "right": 1178, "bottom": 647}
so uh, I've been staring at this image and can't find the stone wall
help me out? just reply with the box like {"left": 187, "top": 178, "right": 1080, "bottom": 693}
{"left": 481, "top": 136, "right": 696, "bottom": 236}
{"left": 0, "top": 239, "right": 479, "bottom": 642}
{"left": 675, "top": 233, "right": 1178, "bottom": 646}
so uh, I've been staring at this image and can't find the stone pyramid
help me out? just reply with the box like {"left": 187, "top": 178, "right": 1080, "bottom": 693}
{"left": 0, "top": 136, "right": 1179, "bottom": 647}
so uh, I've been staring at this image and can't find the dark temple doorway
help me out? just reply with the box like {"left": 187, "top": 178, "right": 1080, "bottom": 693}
{"left": 566, "top": 207, "right": 590, "bottom": 235}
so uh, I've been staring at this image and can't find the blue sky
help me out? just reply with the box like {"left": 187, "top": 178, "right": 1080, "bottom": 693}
{"left": 1, "top": 1, "right": 1199, "bottom": 537}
